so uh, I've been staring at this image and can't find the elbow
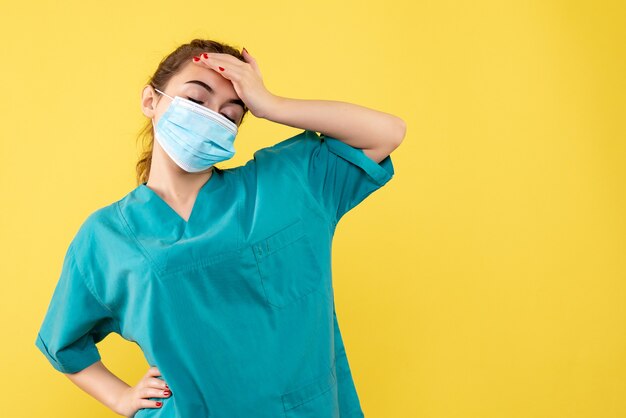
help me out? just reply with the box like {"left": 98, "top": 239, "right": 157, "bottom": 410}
{"left": 391, "top": 117, "right": 406, "bottom": 148}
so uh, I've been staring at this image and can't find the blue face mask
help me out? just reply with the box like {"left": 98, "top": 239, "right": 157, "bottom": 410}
{"left": 151, "top": 88, "right": 238, "bottom": 173}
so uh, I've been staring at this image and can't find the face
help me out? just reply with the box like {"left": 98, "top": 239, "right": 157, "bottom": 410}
{"left": 140, "top": 59, "right": 246, "bottom": 175}
{"left": 141, "top": 59, "right": 246, "bottom": 127}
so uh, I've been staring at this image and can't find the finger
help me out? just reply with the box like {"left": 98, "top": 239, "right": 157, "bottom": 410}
{"left": 191, "top": 53, "right": 212, "bottom": 67}
{"left": 145, "top": 366, "right": 161, "bottom": 377}
{"left": 193, "top": 52, "right": 253, "bottom": 82}
{"left": 192, "top": 53, "right": 224, "bottom": 74}
{"left": 198, "top": 54, "right": 242, "bottom": 82}
{"left": 202, "top": 52, "right": 245, "bottom": 67}
{"left": 146, "top": 377, "right": 169, "bottom": 390}
{"left": 199, "top": 53, "right": 228, "bottom": 72}
{"left": 241, "top": 48, "right": 262, "bottom": 77}
{"left": 137, "top": 398, "right": 164, "bottom": 409}
{"left": 141, "top": 387, "right": 172, "bottom": 399}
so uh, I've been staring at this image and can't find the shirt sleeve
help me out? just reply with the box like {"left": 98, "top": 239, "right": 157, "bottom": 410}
{"left": 34, "top": 243, "right": 118, "bottom": 374}
{"left": 273, "top": 129, "right": 395, "bottom": 225}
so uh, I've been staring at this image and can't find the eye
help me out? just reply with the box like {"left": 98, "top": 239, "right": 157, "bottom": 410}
{"left": 187, "top": 97, "right": 203, "bottom": 105}
{"left": 222, "top": 115, "right": 236, "bottom": 124}
{"left": 187, "top": 97, "right": 236, "bottom": 124}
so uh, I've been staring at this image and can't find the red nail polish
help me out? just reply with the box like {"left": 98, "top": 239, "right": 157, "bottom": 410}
{"left": 156, "top": 401, "right": 162, "bottom": 407}
{"left": 203, "top": 53, "right": 208, "bottom": 59}
{"left": 219, "top": 66, "right": 225, "bottom": 71}
{"left": 193, "top": 57, "right": 200, "bottom": 62}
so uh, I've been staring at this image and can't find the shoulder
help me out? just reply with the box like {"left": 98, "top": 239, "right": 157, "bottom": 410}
{"left": 259, "top": 129, "right": 322, "bottom": 161}
{"left": 74, "top": 201, "right": 118, "bottom": 238}
{"left": 231, "top": 130, "right": 324, "bottom": 177}
{"left": 68, "top": 197, "right": 128, "bottom": 264}
{"left": 242, "top": 130, "right": 322, "bottom": 163}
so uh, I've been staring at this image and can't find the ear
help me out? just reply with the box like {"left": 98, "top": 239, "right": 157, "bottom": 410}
{"left": 140, "top": 85, "right": 160, "bottom": 118}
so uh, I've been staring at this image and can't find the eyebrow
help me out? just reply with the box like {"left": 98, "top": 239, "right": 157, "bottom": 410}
{"left": 184, "top": 80, "right": 247, "bottom": 111}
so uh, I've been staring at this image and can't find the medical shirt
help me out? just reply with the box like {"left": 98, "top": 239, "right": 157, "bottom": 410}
{"left": 35, "top": 129, "right": 395, "bottom": 418}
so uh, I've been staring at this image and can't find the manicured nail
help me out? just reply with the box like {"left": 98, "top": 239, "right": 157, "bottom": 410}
{"left": 156, "top": 401, "right": 162, "bottom": 407}
{"left": 193, "top": 56, "right": 200, "bottom": 62}
{"left": 218, "top": 66, "right": 225, "bottom": 71}
{"left": 203, "top": 53, "right": 208, "bottom": 59}
{"left": 163, "top": 390, "right": 170, "bottom": 396}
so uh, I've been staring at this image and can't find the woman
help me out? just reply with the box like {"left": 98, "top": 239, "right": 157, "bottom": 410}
{"left": 35, "top": 38, "right": 405, "bottom": 417}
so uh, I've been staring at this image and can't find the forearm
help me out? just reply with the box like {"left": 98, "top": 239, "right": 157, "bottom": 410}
{"left": 263, "top": 95, "right": 406, "bottom": 150}
{"left": 64, "top": 360, "right": 130, "bottom": 415}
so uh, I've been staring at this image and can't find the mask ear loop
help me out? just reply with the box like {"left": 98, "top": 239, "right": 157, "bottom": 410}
{"left": 152, "top": 87, "right": 173, "bottom": 131}
{"left": 154, "top": 88, "right": 174, "bottom": 101}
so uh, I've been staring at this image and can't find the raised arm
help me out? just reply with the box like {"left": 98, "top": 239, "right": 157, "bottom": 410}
{"left": 262, "top": 96, "right": 406, "bottom": 164}
{"left": 189, "top": 50, "right": 406, "bottom": 164}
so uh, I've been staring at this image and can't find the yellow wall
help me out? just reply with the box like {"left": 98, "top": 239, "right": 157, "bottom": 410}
{"left": 2, "top": 0, "right": 625, "bottom": 417}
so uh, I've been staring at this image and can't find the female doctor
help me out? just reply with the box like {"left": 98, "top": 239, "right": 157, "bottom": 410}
{"left": 35, "top": 38, "right": 406, "bottom": 418}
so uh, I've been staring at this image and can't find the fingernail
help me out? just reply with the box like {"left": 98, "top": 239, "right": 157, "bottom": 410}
{"left": 203, "top": 53, "right": 208, "bottom": 59}
{"left": 193, "top": 56, "right": 200, "bottom": 62}
{"left": 163, "top": 390, "right": 170, "bottom": 396}
{"left": 156, "top": 402, "right": 162, "bottom": 407}
{"left": 218, "top": 66, "right": 225, "bottom": 71}
{"left": 243, "top": 47, "right": 248, "bottom": 54}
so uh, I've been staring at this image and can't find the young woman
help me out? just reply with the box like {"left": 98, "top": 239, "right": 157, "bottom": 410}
{"left": 35, "top": 38, "right": 405, "bottom": 418}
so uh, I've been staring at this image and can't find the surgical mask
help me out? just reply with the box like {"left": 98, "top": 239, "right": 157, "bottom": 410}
{"left": 151, "top": 88, "right": 238, "bottom": 172}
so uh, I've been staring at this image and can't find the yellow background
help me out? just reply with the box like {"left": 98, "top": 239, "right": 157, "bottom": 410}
{"left": 2, "top": 0, "right": 625, "bottom": 417}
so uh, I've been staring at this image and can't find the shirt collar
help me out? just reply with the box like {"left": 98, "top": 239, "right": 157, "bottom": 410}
{"left": 118, "top": 169, "right": 223, "bottom": 246}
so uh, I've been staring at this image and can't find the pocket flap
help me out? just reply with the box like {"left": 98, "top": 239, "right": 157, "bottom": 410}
{"left": 253, "top": 219, "right": 306, "bottom": 260}
{"left": 281, "top": 367, "right": 337, "bottom": 411}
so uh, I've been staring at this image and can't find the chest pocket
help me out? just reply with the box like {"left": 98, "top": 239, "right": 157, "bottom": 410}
{"left": 253, "top": 219, "right": 325, "bottom": 309}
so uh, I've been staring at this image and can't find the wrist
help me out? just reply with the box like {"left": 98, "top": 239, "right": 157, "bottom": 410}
{"left": 110, "top": 385, "right": 132, "bottom": 416}
{"left": 259, "top": 94, "right": 286, "bottom": 121}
